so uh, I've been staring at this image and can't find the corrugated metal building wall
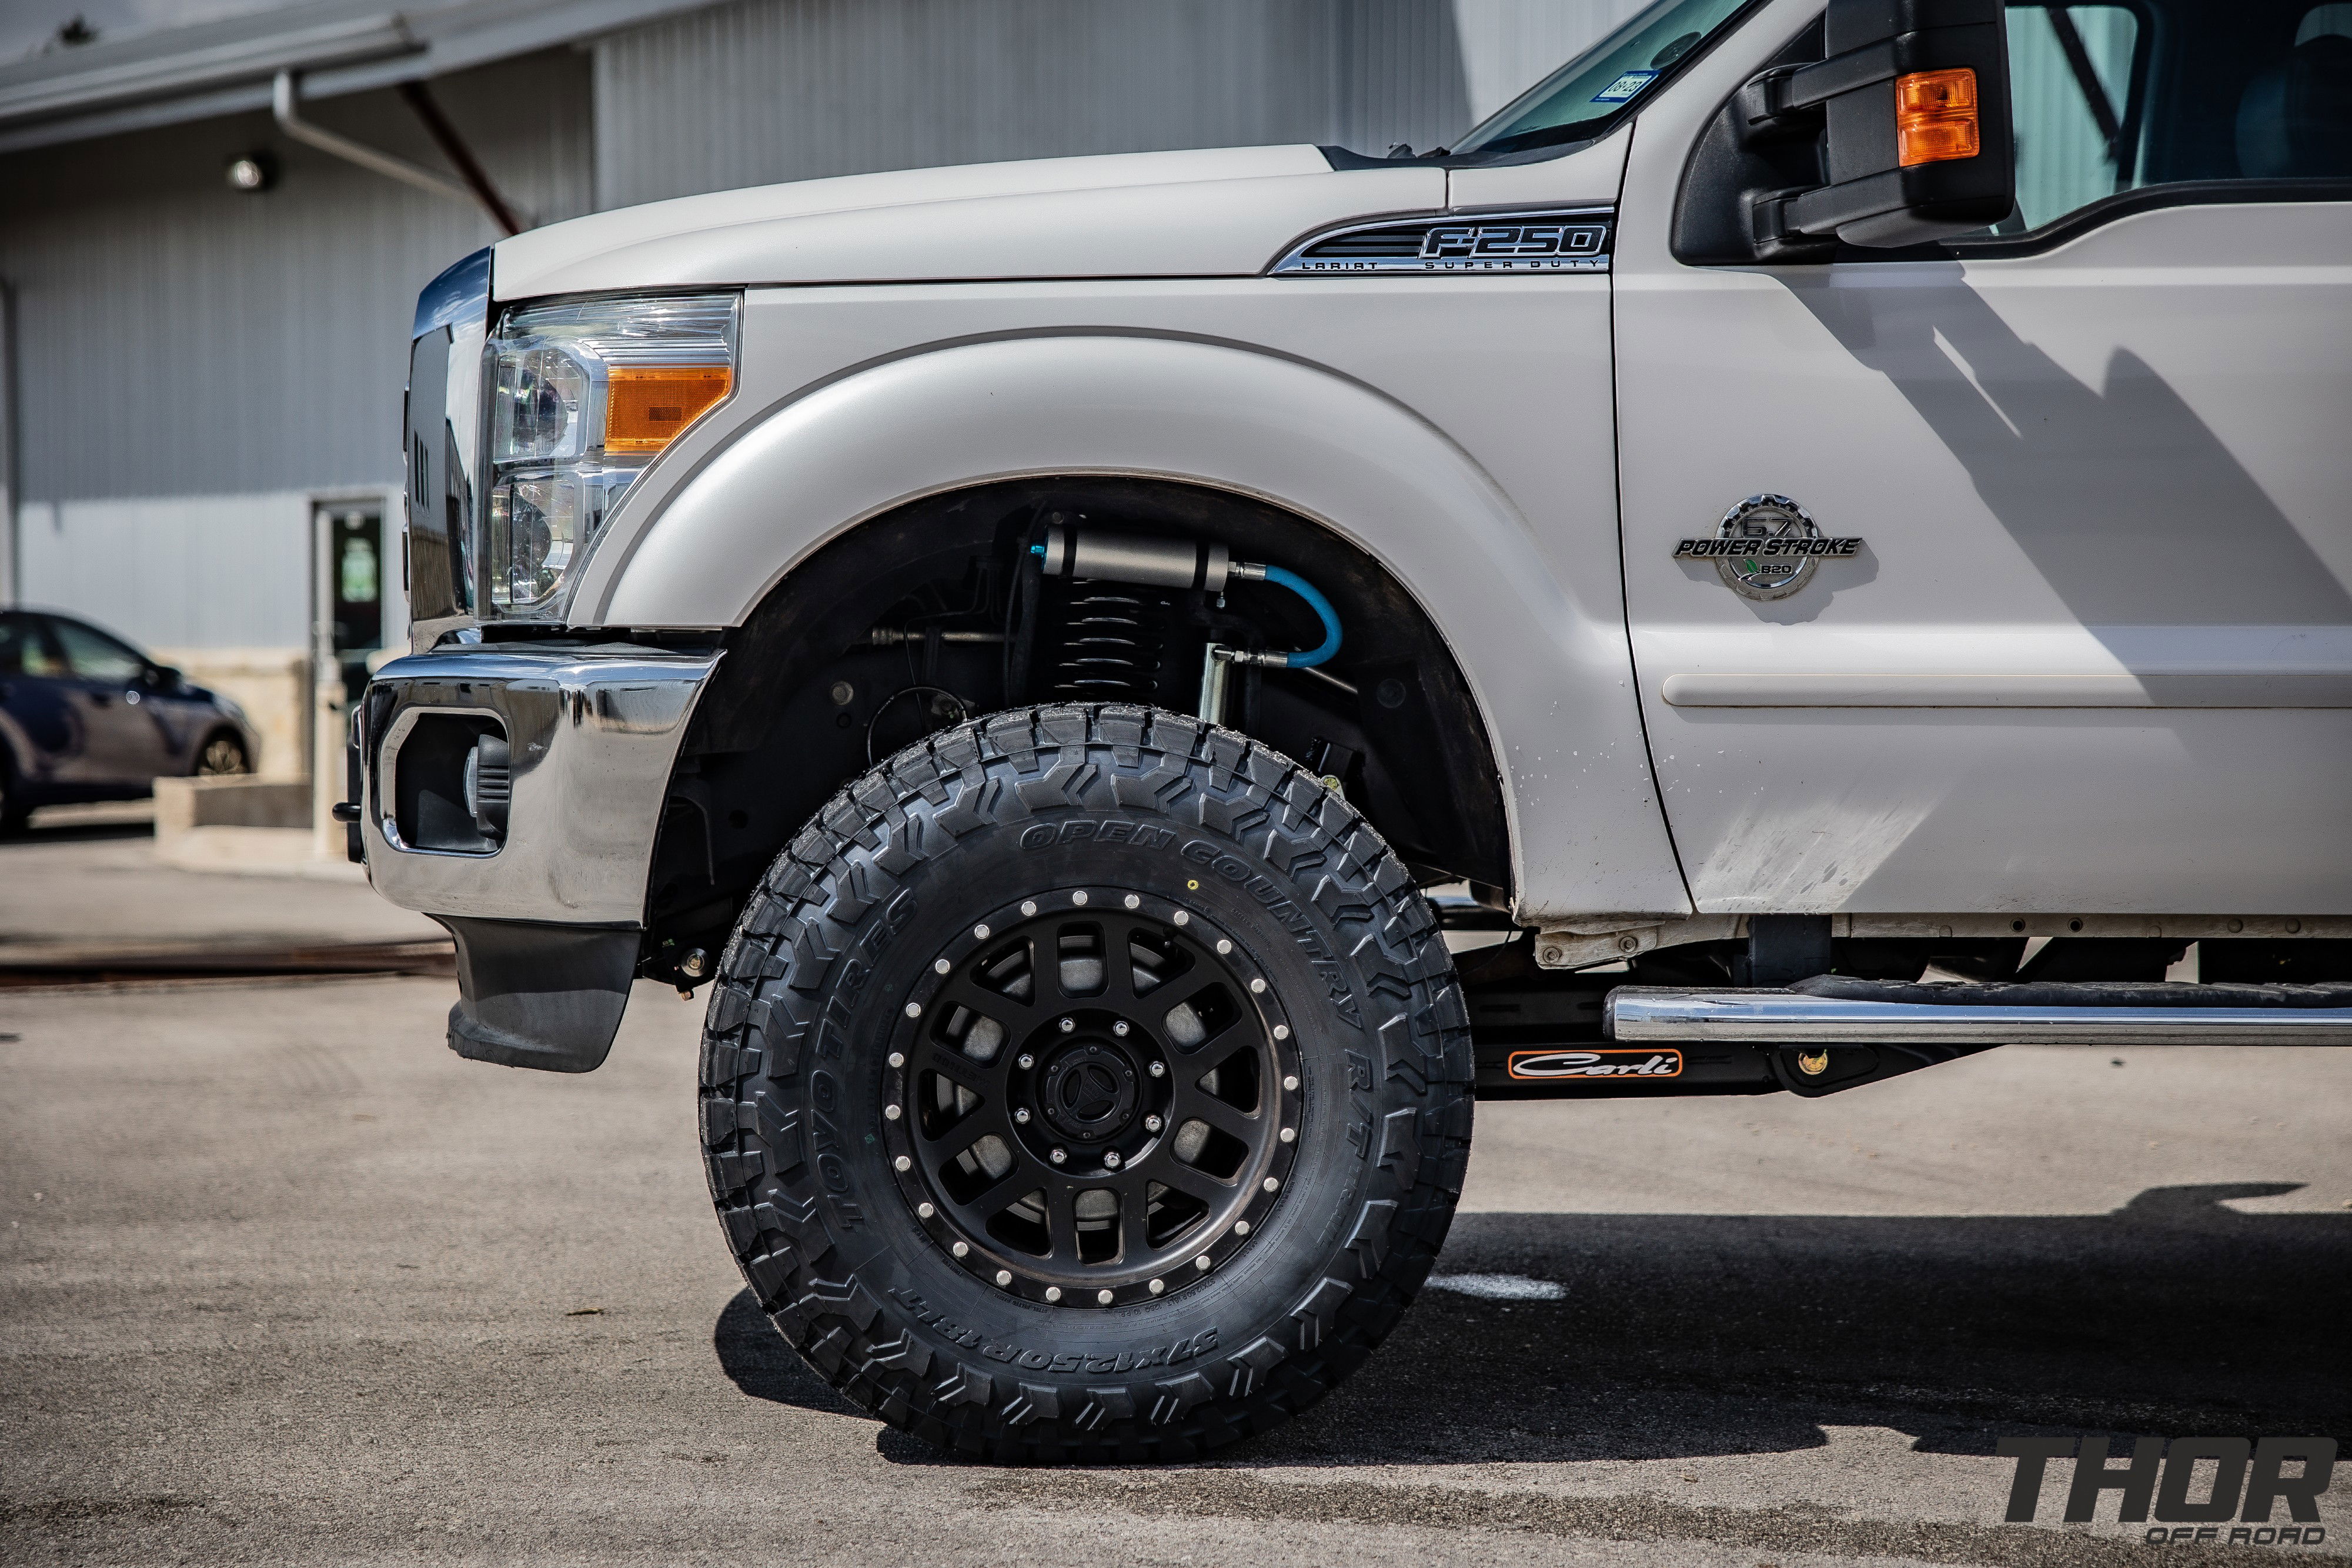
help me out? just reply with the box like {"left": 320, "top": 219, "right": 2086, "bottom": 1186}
{"left": 591, "top": 0, "right": 1504, "bottom": 215}
{"left": 587, "top": 0, "right": 1651, "bottom": 210}
{"left": 0, "top": 49, "right": 593, "bottom": 508}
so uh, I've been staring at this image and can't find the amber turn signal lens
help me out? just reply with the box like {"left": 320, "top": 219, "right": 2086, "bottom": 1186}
{"left": 1896, "top": 66, "right": 1980, "bottom": 166}
{"left": 604, "top": 366, "right": 733, "bottom": 454}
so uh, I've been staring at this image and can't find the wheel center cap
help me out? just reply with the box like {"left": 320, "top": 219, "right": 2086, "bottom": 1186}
{"left": 1037, "top": 1041, "right": 1139, "bottom": 1142}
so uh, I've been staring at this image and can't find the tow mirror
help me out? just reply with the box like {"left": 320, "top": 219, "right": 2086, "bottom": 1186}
{"left": 1746, "top": 0, "right": 2013, "bottom": 249}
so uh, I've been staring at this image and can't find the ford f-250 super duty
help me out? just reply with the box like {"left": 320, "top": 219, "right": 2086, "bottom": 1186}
{"left": 355, "top": 0, "right": 2352, "bottom": 1460}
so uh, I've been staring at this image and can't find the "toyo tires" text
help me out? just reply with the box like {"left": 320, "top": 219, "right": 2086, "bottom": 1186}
{"left": 697, "top": 704, "right": 1472, "bottom": 1460}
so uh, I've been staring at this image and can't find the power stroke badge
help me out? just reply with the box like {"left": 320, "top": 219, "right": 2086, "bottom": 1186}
{"left": 1675, "top": 494, "right": 1863, "bottom": 601}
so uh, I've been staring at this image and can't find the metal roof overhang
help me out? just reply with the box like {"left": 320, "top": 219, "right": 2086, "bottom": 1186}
{"left": 0, "top": 0, "right": 719, "bottom": 154}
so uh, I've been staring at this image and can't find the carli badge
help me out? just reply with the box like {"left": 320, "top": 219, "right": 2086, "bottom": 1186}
{"left": 1675, "top": 494, "right": 1864, "bottom": 601}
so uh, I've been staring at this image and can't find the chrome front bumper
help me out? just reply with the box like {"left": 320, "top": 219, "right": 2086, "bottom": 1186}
{"left": 360, "top": 643, "right": 718, "bottom": 926}
{"left": 358, "top": 642, "right": 717, "bottom": 1073}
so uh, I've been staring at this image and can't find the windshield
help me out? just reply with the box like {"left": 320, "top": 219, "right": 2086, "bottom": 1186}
{"left": 1452, "top": 0, "right": 1756, "bottom": 158}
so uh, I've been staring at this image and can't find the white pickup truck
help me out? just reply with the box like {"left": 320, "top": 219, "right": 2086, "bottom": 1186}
{"left": 360, "top": 0, "right": 2352, "bottom": 1460}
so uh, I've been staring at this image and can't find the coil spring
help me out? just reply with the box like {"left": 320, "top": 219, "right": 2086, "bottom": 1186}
{"left": 1053, "top": 587, "right": 1162, "bottom": 702}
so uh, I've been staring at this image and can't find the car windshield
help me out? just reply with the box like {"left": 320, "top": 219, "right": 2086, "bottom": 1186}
{"left": 1452, "top": 0, "right": 1756, "bottom": 158}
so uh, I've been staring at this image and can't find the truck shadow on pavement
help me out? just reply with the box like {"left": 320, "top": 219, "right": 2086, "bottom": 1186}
{"left": 714, "top": 1183, "right": 2352, "bottom": 1466}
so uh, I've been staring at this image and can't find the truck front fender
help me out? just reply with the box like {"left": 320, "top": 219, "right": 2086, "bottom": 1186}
{"left": 574, "top": 333, "right": 1688, "bottom": 924}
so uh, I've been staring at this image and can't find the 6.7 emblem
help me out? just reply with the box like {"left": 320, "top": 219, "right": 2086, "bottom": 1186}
{"left": 1675, "top": 494, "right": 1864, "bottom": 601}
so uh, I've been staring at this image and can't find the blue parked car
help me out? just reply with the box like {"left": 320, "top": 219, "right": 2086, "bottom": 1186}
{"left": 0, "top": 610, "right": 260, "bottom": 831}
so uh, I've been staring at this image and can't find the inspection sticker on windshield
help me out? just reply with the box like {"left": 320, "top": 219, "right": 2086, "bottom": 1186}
{"left": 1592, "top": 70, "right": 1658, "bottom": 102}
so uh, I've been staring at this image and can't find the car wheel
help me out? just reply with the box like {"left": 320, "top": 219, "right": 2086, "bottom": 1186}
{"left": 697, "top": 704, "right": 1472, "bottom": 1460}
{"left": 195, "top": 732, "right": 250, "bottom": 777}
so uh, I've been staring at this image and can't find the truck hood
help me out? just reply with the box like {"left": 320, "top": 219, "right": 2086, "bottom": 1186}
{"left": 492, "top": 145, "right": 1446, "bottom": 300}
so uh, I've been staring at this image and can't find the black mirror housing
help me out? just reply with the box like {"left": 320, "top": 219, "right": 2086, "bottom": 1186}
{"left": 1755, "top": 0, "right": 2013, "bottom": 249}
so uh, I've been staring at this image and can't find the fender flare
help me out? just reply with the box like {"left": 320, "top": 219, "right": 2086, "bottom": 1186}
{"left": 576, "top": 333, "right": 1688, "bottom": 922}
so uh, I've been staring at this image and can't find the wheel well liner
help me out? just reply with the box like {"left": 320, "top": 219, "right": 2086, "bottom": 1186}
{"left": 645, "top": 477, "right": 1509, "bottom": 969}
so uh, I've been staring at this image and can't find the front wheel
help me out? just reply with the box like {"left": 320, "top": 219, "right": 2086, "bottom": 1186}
{"left": 195, "top": 731, "right": 249, "bottom": 777}
{"left": 697, "top": 705, "right": 1471, "bottom": 1460}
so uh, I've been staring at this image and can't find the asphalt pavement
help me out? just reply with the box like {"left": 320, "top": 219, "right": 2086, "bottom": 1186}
{"left": 2, "top": 827, "right": 2347, "bottom": 1566}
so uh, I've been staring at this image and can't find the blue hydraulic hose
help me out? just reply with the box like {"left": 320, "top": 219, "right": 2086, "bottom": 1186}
{"left": 1260, "top": 564, "right": 1342, "bottom": 667}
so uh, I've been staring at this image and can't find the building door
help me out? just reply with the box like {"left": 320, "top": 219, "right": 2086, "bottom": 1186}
{"left": 325, "top": 507, "right": 385, "bottom": 696}
{"left": 1611, "top": 0, "right": 2352, "bottom": 918}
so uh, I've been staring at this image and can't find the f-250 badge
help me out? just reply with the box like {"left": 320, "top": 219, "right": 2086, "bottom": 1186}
{"left": 1675, "top": 494, "right": 1864, "bottom": 601}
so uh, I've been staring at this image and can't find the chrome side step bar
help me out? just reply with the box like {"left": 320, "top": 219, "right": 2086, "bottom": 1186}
{"left": 1606, "top": 988, "right": 2352, "bottom": 1047}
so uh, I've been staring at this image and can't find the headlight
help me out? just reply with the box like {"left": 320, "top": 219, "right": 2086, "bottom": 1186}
{"left": 478, "top": 292, "right": 739, "bottom": 619}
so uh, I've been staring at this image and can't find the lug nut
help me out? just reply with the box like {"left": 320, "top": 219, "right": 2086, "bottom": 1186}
{"left": 1145, "top": 1115, "right": 1162, "bottom": 1133}
{"left": 1014, "top": 1108, "right": 1031, "bottom": 1124}
{"left": 1148, "top": 1061, "right": 1165, "bottom": 1078}
{"left": 1050, "top": 1148, "right": 1067, "bottom": 1165}
{"left": 1017, "top": 1052, "right": 1035, "bottom": 1069}
{"left": 1059, "top": 1018, "right": 1075, "bottom": 1033}
{"left": 1112, "top": 1021, "right": 1130, "bottom": 1037}
{"left": 1104, "top": 1151, "right": 1122, "bottom": 1169}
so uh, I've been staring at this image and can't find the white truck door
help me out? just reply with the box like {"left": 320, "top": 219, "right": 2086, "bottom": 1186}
{"left": 1611, "top": 0, "right": 2352, "bottom": 918}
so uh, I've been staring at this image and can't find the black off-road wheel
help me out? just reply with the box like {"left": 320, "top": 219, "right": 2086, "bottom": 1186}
{"left": 697, "top": 704, "right": 1472, "bottom": 1461}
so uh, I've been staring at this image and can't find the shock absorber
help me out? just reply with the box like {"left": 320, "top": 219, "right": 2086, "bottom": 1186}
{"left": 1033, "top": 522, "right": 1342, "bottom": 723}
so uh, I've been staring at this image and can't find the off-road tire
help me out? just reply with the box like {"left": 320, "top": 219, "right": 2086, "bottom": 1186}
{"left": 696, "top": 704, "right": 1472, "bottom": 1461}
